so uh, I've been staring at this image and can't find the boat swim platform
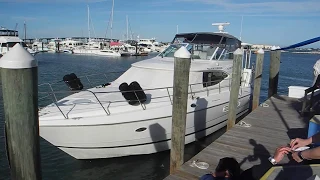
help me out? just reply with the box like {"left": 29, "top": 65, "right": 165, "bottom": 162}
{"left": 165, "top": 95, "right": 320, "bottom": 180}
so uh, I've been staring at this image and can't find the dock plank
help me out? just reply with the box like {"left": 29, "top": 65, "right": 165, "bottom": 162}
{"left": 165, "top": 96, "right": 315, "bottom": 180}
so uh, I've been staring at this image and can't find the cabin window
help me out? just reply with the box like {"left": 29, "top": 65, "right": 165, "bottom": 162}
{"left": 203, "top": 71, "right": 228, "bottom": 87}
{"left": 159, "top": 44, "right": 192, "bottom": 57}
{"left": 1, "top": 42, "right": 27, "bottom": 48}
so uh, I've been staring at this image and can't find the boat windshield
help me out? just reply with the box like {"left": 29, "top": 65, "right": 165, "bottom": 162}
{"left": 159, "top": 43, "right": 232, "bottom": 60}
{"left": 158, "top": 43, "right": 192, "bottom": 57}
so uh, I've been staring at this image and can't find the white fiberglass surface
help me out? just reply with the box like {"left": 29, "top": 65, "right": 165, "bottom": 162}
{"left": 114, "top": 66, "right": 203, "bottom": 89}
{"left": 39, "top": 84, "right": 173, "bottom": 120}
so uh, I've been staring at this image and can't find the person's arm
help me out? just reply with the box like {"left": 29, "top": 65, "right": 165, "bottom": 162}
{"left": 271, "top": 146, "right": 291, "bottom": 164}
{"left": 292, "top": 147, "right": 320, "bottom": 162}
{"left": 290, "top": 137, "right": 313, "bottom": 150}
{"left": 302, "top": 147, "right": 320, "bottom": 160}
{"left": 311, "top": 132, "right": 320, "bottom": 143}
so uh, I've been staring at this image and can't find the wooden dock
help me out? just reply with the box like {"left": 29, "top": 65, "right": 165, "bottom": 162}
{"left": 165, "top": 95, "right": 317, "bottom": 180}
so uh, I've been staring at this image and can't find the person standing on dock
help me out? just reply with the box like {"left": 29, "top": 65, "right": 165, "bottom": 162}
{"left": 291, "top": 132, "right": 320, "bottom": 162}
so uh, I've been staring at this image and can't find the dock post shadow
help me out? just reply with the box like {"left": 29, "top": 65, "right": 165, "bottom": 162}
{"left": 149, "top": 123, "right": 169, "bottom": 152}
{"left": 194, "top": 98, "right": 208, "bottom": 141}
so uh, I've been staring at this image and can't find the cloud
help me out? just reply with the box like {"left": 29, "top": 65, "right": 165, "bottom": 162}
{"left": 143, "top": 1, "right": 178, "bottom": 7}
{"left": 0, "top": 0, "right": 108, "bottom": 3}
{"left": 96, "top": 10, "right": 320, "bottom": 17}
{"left": 11, "top": 16, "right": 49, "bottom": 22}
{"left": 94, "top": 0, "right": 320, "bottom": 17}
{"left": 177, "top": 0, "right": 320, "bottom": 14}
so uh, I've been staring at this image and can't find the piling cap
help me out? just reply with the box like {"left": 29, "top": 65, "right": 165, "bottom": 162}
{"left": 0, "top": 44, "right": 37, "bottom": 69}
{"left": 174, "top": 46, "right": 191, "bottom": 59}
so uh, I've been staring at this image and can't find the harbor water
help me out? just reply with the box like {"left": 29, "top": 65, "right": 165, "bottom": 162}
{"left": 0, "top": 52, "right": 319, "bottom": 180}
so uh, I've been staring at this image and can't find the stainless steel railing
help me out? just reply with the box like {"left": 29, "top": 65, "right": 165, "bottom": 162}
{"left": 38, "top": 71, "right": 251, "bottom": 119}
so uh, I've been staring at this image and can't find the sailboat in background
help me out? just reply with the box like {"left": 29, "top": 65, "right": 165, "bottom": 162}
{"left": 73, "top": 3, "right": 120, "bottom": 57}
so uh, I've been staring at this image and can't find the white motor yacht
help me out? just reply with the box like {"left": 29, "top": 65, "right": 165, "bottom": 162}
{"left": 39, "top": 30, "right": 253, "bottom": 159}
{"left": 0, "top": 27, "right": 37, "bottom": 56}
{"left": 32, "top": 39, "right": 49, "bottom": 52}
{"left": 73, "top": 39, "right": 109, "bottom": 55}
{"left": 121, "top": 44, "right": 136, "bottom": 56}
{"left": 47, "top": 38, "right": 63, "bottom": 53}
{"left": 138, "top": 38, "right": 158, "bottom": 52}
{"left": 61, "top": 38, "right": 84, "bottom": 50}
{"left": 93, "top": 49, "right": 121, "bottom": 57}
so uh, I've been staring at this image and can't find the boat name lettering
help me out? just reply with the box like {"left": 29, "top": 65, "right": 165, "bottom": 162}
{"left": 207, "top": 67, "right": 223, "bottom": 70}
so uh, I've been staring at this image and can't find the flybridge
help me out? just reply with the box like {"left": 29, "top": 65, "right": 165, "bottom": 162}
{"left": 0, "top": 28, "right": 18, "bottom": 37}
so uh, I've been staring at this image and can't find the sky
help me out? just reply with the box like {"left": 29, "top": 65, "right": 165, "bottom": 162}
{"left": 0, "top": 0, "right": 319, "bottom": 47}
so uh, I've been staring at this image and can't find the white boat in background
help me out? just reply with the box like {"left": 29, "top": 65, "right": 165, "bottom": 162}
{"left": 47, "top": 38, "right": 63, "bottom": 52}
{"left": 121, "top": 45, "right": 136, "bottom": 56}
{"left": 61, "top": 38, "right": 84, "bottom": 50}
{"left": 138, "top": 38, "right": 159, "bottom": 52}
{"left": 0, "top": 27, "right": 36, "bottom": 56}
{"left": 93, "top": 49, "right": 121, "bottom": 57}
{"left": 38, "top": 23, "right": 253, "bottom": 159}
{"left": 32, "top": 39, "right": 49, "bottom": 52}
{"left": 63, "top": 49, "right": 73, "bottom": 54}
{"left": 72, "top": 48, "right": 99, "bottom": 54}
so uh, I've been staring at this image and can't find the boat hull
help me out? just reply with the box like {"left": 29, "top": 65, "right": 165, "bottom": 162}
{"left": 40, "top": 94, "right": 250, "bottom": 159}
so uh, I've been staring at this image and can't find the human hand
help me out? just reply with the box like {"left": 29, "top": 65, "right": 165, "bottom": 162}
{"left": 274, "top": 146, "right": 291, "bottom": 163}
{"left": 290, "top": 138, "right": 312, "bottom": 150}
{"left": 292, "top": 152, "right": 303, "bottom": 163}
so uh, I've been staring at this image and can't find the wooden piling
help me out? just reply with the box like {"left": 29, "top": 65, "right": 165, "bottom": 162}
{"left": 170, "top": 46, "right": 191, "bottom": 174}
{"left": 252, "top": 48, "right": 265, "bottom": 110}
{"left": 0, "top": 44, "right": 41, "bottom": 180}
{"left": 227, "top": 48, "right": 243, "bottom": 130}
{"left": 135, "top": 43, "right": 138, "bottom": 54}
{"left": 268, "top": 46, "right": 281, "bottom": 98}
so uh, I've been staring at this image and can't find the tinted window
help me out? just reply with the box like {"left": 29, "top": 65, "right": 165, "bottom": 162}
{"left": 1, "top": 42, "right": 26, "bottom": 47}
{"left": 203, "top": 71, "right": 228, "bottom": 87}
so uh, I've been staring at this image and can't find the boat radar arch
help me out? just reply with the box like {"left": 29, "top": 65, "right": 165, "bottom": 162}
{"left": 212, "top": 22, "right": 230, "bottom": 33}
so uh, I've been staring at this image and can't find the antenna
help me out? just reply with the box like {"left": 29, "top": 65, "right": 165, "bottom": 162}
{"left": 240, "top": 16, "right": 243, "bottom": 40}
{"left": 87, "top": 5, "right": 91, "bottom": 41}
{"left": 212, "top": 22, "right": 230, "bottom": 33}
{"left": 126, "top": 15, "right": 129, "bottom": 41}
{"left": 110, "top": 0, "right": 114, "bottom": 41}
{"left": 14, "top": 23, "right": 18, "bottom": 36}
{"left": 24, "top": 20, "right": 26, "bottom": 42}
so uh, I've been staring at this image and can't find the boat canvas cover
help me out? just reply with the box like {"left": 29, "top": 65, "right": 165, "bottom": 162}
{"left": 110, "top": 42, "right": 122, "bottom": 46}
{"left": 172, "top": 32, "right": 241, "bottom": 46}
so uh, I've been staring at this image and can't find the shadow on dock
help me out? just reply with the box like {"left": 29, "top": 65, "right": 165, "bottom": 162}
{"left": 165, "top": 96, "right": 319, "bottom": 180}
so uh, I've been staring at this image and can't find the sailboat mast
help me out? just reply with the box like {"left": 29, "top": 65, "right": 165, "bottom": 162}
{"left": 88, "top": 5, "right": 91, "bottom": 41}
{"left": 24, "top": 21, "right": 26, "bottom": 42}
{"left": 240, "top": 16, "right": 243, "bottom": 41}
{"left": 110, "top": 0, "right": 114, "bottom": 41}
{"left": 126, "top": 15, "right": 128, "bottom": 41}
